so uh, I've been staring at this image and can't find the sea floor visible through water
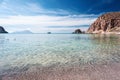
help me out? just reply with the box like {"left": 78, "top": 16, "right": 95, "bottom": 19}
{"left": 0, "top": 34, "right": 120, "bottom": 80}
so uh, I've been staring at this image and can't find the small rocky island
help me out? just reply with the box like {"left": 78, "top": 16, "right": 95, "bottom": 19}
{"left": 0, "top": 26, "right": 8, "bottom": 33}
{"left": 87, "top": 12, "right": 120, "bottom": 34}
{"left": 47, "top": 32, "right": 51, "bottom": 34}
{"left": 72, "top": 29, "right": 84, "bottom": 34}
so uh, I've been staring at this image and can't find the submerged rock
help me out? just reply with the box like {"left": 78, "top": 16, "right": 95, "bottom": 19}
{"left": 87, "top": 12, "right": 120, "bottom": 34}
{"left": 0, "top": 26, "right": 8, "bottom": 33}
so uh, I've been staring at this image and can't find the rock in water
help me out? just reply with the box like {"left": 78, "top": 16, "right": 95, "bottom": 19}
{"left": 87, "top": 12, "right": 120, "bottom": 34}
{"left": 0, "top": 26, "right": 8, "bottom": 33}
{"left": 47, "top": 32, "right": 51, "bottom": 34}
{"left": 73, "top": 29, "right": 82, "bottom": 34}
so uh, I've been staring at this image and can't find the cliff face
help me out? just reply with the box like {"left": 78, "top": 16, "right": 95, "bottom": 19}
{"left": 87, "top": 12, "right": 120, "bottom": 33}
{"left": 0, "top": 26, "right": 8, "bottom": 33}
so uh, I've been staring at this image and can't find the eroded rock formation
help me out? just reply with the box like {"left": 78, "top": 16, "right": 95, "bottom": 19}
{"left": 73, "top": 29, "right": 82, "bottom": 34}
{"left": 87, "top": 12, "right": 120, "bottom": 34}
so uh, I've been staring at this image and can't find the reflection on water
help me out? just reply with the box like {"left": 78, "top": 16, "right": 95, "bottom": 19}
{"left": 0, "top": 34, "right": 120, "bottom": 71}
{"left": 90, "top": 34, "right": 120, "bottom": 63}
{"left": 0, "top": 35, "right": 9, "bottom": 55}
{"left": 91, "top": 34, "right": 120, "bottom": 45}
{"left": 0, "top": 35, "right": 6, "bottom": 44}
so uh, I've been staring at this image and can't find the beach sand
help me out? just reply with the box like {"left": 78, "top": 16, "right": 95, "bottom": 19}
{"left": 1, "top": 62, "right": 120, "bottom": 80}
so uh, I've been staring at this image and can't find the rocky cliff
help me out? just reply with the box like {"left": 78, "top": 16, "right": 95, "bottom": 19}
{"left": 0, "top": 26, "right": 8, "bottom": 33}
{"left": 87, "top": 12, "right": 120, "bottom": 34}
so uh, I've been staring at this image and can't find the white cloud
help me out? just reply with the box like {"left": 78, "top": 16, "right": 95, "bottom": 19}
{"left": 0, "top": 15, "right": 97, "bottom": 33}
{"left": 0, "top": 15, "right": 97, "bottom": 25}
{"left": 0, "top": 15, "right": 96, "bottom": 25}
{"left": 0, "top": 0, "right": 70, "bottom": 16}
{"left": 0, "top": 0, "right": 98, "bottom": 33}
{"left": 26, "top": 3, "right": 70, "bottom": 15}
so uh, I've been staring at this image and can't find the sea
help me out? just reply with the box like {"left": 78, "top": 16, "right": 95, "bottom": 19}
{"left": 0, "top": 34, "right": 120, "bottom": 73}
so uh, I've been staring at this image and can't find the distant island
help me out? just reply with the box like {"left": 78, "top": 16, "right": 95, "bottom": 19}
{"left": 0, "top": 26, "right": 8, "bottom": 33}
{"left": 72, "top": 29, "right": 82, "bottom": 34}
{"left": 12, "top": 30, "right": 33, "bottom": 34}
{"left": 72, "top": 29, "right": 85, "bottom": 34}
{"left": 47, "top": 32, "right": 51, "bottom": 34}
{"left": 87, "top": 12, "right": 120, "bottom": 34}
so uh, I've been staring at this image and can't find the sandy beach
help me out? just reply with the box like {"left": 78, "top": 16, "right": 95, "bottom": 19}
{"left": 1, "top": 62, "right": 120, "bottom": 80}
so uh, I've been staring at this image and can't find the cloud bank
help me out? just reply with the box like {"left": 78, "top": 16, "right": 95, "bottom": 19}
{"left": 0, "top": 0, "right": 99, "bottom": 33}
{"left": 0, "top": 15, "right": 97, "bottom": 33}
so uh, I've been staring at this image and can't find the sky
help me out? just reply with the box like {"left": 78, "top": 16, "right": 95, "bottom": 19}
{"left": 0, "top": 0, "right": 120, "bottom": 33}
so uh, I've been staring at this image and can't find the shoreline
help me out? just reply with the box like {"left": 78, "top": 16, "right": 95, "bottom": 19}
{"left": 1, "top": 62, "right": 120, "bottom": 80}
{"left": 87, "top": 31, "right": 120, "bottom": 35}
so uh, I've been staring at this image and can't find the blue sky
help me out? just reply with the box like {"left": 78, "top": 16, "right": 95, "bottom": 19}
{"left": 0, "top": 0, "right": 120, "bottom": 33}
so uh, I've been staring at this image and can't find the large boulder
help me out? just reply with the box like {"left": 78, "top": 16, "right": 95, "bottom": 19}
{"left": 0, "top": 26, "right": 8, "bottom": 33}
{"left": 87, "top": 12, "right": 120, "bottom": 34}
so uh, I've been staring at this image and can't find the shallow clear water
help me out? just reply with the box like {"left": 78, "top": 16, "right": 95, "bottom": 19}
{"left": 0, "top": 34, "right": 120, "bottom": 70}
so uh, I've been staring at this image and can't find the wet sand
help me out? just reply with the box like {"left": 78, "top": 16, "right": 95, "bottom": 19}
{"left": 1, "top": 62, "right": 120, "bottom": 80}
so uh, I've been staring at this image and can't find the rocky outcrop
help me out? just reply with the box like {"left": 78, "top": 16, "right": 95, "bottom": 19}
{"left": 87, "top": 12, "right": 120, "bottom": 34}
{"left": 47, "top": 32, "right": 51, "bottom": 34}
{"left": 0, "top": 26, "right": 8, "bottom": 33}
{"left": 73, "top": 29, "right": 82, "bottom": 34}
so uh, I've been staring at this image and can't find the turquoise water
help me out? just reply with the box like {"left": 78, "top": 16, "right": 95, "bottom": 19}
{"left": 0, "top": 34, "right": 120, "bottom": 70}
